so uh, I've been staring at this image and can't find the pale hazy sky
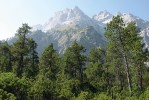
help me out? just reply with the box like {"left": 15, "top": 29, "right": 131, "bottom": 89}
{"left": 0, "top": 0, "right": 149, "bottom": 40}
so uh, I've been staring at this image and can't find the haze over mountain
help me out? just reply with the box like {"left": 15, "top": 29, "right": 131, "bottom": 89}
{"left": 8, "top": 7, "right": 149, "bottom": 54}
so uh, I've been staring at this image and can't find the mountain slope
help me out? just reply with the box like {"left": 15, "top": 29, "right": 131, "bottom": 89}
{"left": 26, "top": 7, "right": 106, "bottom": 55}
{"left": 8, "top": 7, "right": 149, "bottom": 55}
{"left": 93, "top": 10, "right": 113, "bottom": 24}
{"left": 29, "top": 26, "right": 105, "bottom": 55}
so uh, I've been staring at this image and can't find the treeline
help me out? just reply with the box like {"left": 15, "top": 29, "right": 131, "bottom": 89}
{"left": 0, "top": 16, "right": 149, "bottom": 100}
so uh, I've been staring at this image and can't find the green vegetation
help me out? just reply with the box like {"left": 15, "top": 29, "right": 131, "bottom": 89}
{"left": 0, "top": 16, "right": 149, "bottom": 99}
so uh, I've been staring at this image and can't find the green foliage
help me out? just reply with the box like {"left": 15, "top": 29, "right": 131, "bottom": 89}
{"left": 85, "top": 48, "right": 106, "bottom": 91}
{"left": 93, "top": 93, "right": 112, "bottom": 100}
{"left": 88, "top": 47, "right": 105, "bottom": 64}
{"left": 39, "top": 43, "right": 59, "bottom": 80}
{"left": 28, "top": 75, "right": 54, "bottom": 100}
{"left": 62, "top": 41, "right": 86, "bottom": 81}
{"left": 57, "top": 79, "right": 79, "bottom": 99}
{"left": 0, "top": 89, "right": 16, "bottom": 100}
{"left": 0, "top": 41, "right": 12, "bottom": 72}
{"left": 85, "top": 63, "right": 106, "bottom": 90}
{"left": 0, "top": 72, "right": 31, "bottom": 100}
{"left": 23, "top": 38, "right": 39, "bottom": 78}
{"left": 0, "top": 17, "right": 149, "bottom": 99}
{"left": 139, "top": 87, "right": 149, "bottom": 100}
{"left": 105, "top": 15, "right": 148, "bottom": 96}
{"left": 11, "top": 24, "right": 39, "bottom": 78}
{"left": 71, "top": 91, "right": 89, "bottom": 100}
{"left": 125, "top": 96, "right": 138, "bottom": 100}
{"left": 16, "top": 23, "right": 31, "bottom": 37}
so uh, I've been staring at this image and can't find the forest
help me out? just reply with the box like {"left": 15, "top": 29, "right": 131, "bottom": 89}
{"left": 0, "top": 16, "right": 149, "bottom": 100}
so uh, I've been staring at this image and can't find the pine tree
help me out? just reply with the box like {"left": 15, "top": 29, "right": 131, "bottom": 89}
{"left": 11, "top": 23, "right": 39, "bottom": 77}
{"left": 85, "top": 48, "right": 106, "bottom": 91}
{"left": 17, "top": 23, "right": 31, "bottom": 73}
{"left": 34, "top": 44, "right": 60, "bottom": 99}
{"left": 39, "top": 43, "right": 59, "bottom": 80}
{"left": 105, "top": 16, "right": 129, "bottom": 94}
{"left": 124, "top": 22, "right": 148, "bottom": 91}
{"left": 24, "top": 38, "right": 39, "bottom": 78}
{"left": 0, "top": 41, "right": 12, "bottom": 72}
{"left": 105, "top": 15, "right": 148, "bottom": 95}
{"left": 88, "top": 47, "right": 106, "bottom": 64}
{"left": 62, "top": 41, "right": 86, "bottom": 81}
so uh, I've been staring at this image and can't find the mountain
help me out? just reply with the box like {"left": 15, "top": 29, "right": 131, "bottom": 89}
{"left": 8, "top": 7, "right": 149, "bottom": 55}
{"left": 93, "top": 11, "right": 149, "bottom": 48}
{"left": 44, "top": 7, "right": 98, "bottom": 31}
{"left": 93, "top": 10, "right": 113, "bottom": 24}
{"left": 33, "top": 6, "right": 102, "bottom": 32}
{"left": 93, "top": 11, "right": 149, "bottom": 29}
{"left": 9, "top": 7, "right": 106, "bottom": 55}
{"left": 31, "top": 24, "right": 43, "bottom": 32}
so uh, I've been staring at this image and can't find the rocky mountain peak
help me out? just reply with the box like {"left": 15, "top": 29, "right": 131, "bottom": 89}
{"left": 93, "top": 10, "right": 112, "bottom": 23}
{"left": 10, "top": 7, "right": 149, "bottom": 55}
{"left": 41, "top": 6, "right": 91, "bottom": 32}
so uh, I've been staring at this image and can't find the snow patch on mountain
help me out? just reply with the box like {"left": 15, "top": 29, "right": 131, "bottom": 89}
{"left": 140, "top": 27, "right": 149, "bottom": 48}
{"left": 29, "top": 7, "right": 149, "bottom": 54}
{"left": 42, "top": 6, "right": 100, "bottom": 32}
{"left": 93, "top": 10, "right": 113, "bottom": 24}
{"left": 121, "top": 13, "right": 149, "bottom": 29}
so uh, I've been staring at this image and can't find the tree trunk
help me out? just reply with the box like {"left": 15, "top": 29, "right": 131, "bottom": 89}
{"left": 18, "top": 33, "right": 26, "bottom": 77}
{"left": 123, "top": 53, "right": 132, "bottom": 95}
{"left": 31, "top": 43, "right": 35, "bottom": 68}
{"left": 18, "top": 54, "right": 23, "bottom": 77}
{"left": 119, "top": 35, "right": 132, "bottom": 95}
{"left": 106, "top": 67, "right": 111, "bottom": 93}
{"left": 8, "top": 51, "right": 12, "bottom": 72}
{"left": 138, "top": 62, "right": 143, "bottom": 91}
{"left": 79, "top": 65, "right": 83, "bottom": 82}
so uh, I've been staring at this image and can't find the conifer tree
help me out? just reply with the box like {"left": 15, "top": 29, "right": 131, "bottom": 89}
{"left": 24, "top": 38, "right": 39, "bottom": 78}
{"left": 11, "top": 23, "right": 39, "bottom": 77}
{"left": 0, "top": 41, "right": 12, "bottom": 72}
{"left": 105, "top": 15, "right": 148, "bottom": 95}
{"left": 124, "top": 22, "right": 148, "bottom": 91}
{"left": 39, "top": 43, "right": 59, "bottom": 80}
{"left": 85, "top": 48, "right": 106, "bottom": 91}
{"left": 62, "top": 41, "right": 86, "bottom": 81}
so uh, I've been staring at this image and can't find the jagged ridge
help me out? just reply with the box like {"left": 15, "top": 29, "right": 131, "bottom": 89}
{"left": 9, "top": 7, "right": 149, "bottom": 55}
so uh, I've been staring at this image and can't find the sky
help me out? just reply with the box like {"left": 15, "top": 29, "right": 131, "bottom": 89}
{"left": 0, "top": 0, "right": 149, "bottom": 40}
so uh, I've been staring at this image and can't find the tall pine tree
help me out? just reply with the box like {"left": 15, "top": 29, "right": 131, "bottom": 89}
{"left": 39, "top": 43, "right": 59, "bottom": 80}
{"left": 62, "top": 41, "right": 86, "bottom": 82}
{"left": 105, "top": 16, "right": 147, "bottom": 95}
{"left": 0, "top": 41, "right": 12, "bottom": 72}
